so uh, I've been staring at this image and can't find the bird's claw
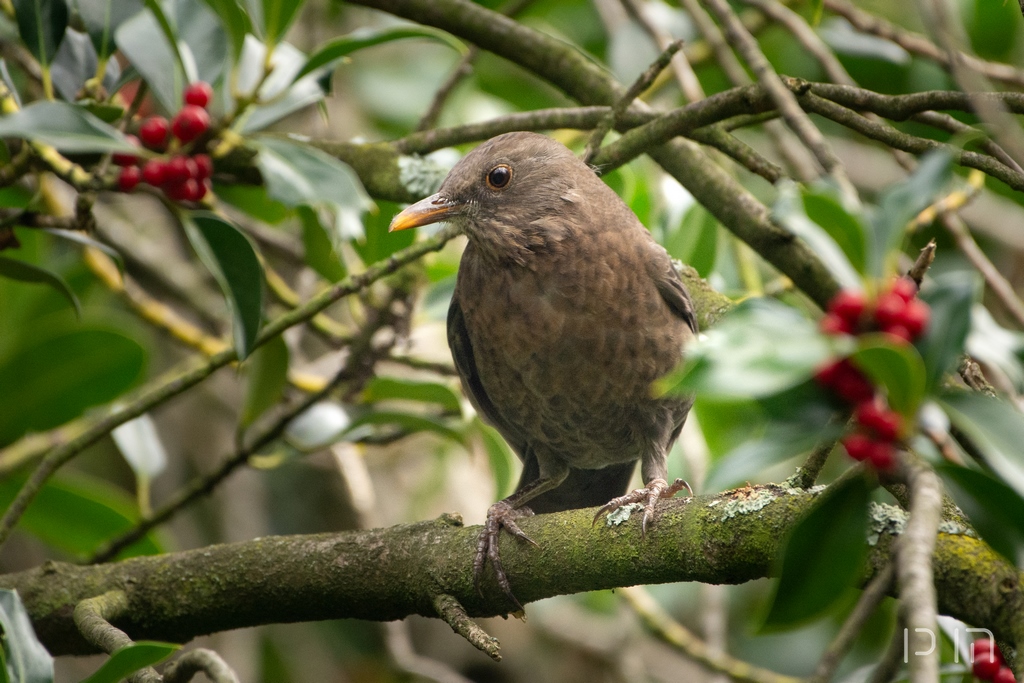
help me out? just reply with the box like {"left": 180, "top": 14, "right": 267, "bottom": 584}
{"left": 474, "top": 500, "right": 536, "bottom": 611}
{"left": 592, "top": 477, "right": 692, "bottom": 536}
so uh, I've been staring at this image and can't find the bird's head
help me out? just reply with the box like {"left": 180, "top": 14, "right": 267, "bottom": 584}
{"left": 389, "top": 132, "right": 594, "bottom": 263}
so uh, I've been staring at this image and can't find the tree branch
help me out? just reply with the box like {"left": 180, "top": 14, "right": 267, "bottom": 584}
{"left": 5, "top": 485, "right": 1023, "bottom": 660}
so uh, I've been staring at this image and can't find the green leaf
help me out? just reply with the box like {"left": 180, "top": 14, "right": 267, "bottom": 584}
{"left": 215, "top": 183, "right": 292, "bottom": 225}
{"left": 298, "top": 205, "right": 346, "bottom": 282}
{"left": 664, "top": 202, "right": 717, "bottom": 278}
{"left": 81, "top": 641, "right": 179, "bottom": 683}
{"left": 241, "top": 333, "right": 289, "bottom": 427}
{"left": 237, "top": 39, "right": 325, "bottom": 133}
{"left": 936, "top": 463, "right": 1024, "bottom": 566}
{"left": 772, "top": 181, "right": 861, "bottom": 289}
{"left": 0, "top": 101, "right": 136, "bottom": 153}
{"left": 0, "top": 470, "right": 164, "bottom": 559}
{"left": 170, "top": 0, "right": 228, "bottom": 87}
{"left": 186, "top": 212, "right": 264, "bottom": 359}
{"left": 199, "top": 0, "right": 250, "bottom": 59}
{"left": 115, "top": 8, "right": 185, "bottom": 112}
{"left": 917, "top": 272, "right": 977, "bottom": 391}
{"left": 476, "top": 420, "right": 515, "bottom": 498}
{"left": 257, "top": 0, "right": 304, "bottom": 46}
{"left": 0, "top": 327, "right": 147, "bottom": 446}
{"left": 705, "top": 389, "right": 842, "bottom": 493}
{"left": 0, "top": 255, "right": 80, "bottom": 316}
{"left": 14, "top": 0, "right": 68, "bottom": 70}
{"left": 41, "top": 228, "right": 123, "bottom": 270}
{"left": 294, "top": 25, "right": 467, "bottom": 82}
{"left": 74, "top": 0, "right": 143, "bottom": 59}
{"left": 345, "top": 410, "right": 465, "bottom": 446}
{"left": 850, "top": 335, "right": 926, "bottom": 417}
{"left": 802, "top": 186, "right": 869, "bottom": 274}
{"left": 668, "top": 298, "right": 840, "bottom": 399}
{"left": 0, "top": 590, "right": 53, "bottom": 683}
{"left": 763, "top": 474, "right": 871, "bottom": 628}
{"left": 360, "top": 377, "right": 461, "bottom": 414}
{"left": 940, "top": 392, "right": 1024, "bottom": 499}
{"left": 871, "top": 149, "right": 953, "bottom": 276}
{"left": 353, "top": 200, "right": 414, "bottom": 266}
{"left": 253, "top": 138, "right": 372, "bottom": 236}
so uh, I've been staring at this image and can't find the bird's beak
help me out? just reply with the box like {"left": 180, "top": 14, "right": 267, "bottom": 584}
{"left": 388, "top": 193, "right": 461, "bottom": 232}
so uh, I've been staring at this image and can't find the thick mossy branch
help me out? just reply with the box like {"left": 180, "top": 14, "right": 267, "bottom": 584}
{"left": 4, "top": 486, "right": 1022, "bottom": 657}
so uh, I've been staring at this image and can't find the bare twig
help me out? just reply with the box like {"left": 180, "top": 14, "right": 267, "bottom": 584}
{"left": 702, "top": 0, "right": 854, "bottom": 194}
{"left": 162, "top": 650, "right": 240, "bottom": 683}
{"left": 433, "top": 593, "right": 502, "bottom": 662}
{"left": 622, "top": 586, "right": 801, "bottom": 683}
{"left": 907, "top": 240, "right": 936, "bottom": 286}
{"left": 0, "top": 225, "right": 459, "bottom": 553}
{"left": 620, "top": 0, "right": 705, "bottom": 102}
{"left": 807, "top": 565, "right": 895, "bottom": 683}
{"left": 89, "top": 288, "right": 409, "bottom": 564}
{"left": 583, "top": 40, "right": 684, "bottom": 165}
{"left": 896, "top": 461, "right": 943, "bottom": 683}
{"left": 942, "top": 213, "right": 1024, "bottom": 329}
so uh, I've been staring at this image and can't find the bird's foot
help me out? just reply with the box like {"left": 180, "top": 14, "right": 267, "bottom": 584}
{"left": 592, "top": 477, "right": 692, "bottom": 536}
{"left": 474, "top": 500, "right": 538, "bottom": 611}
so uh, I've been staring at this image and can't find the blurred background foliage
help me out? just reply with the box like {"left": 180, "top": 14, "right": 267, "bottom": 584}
{"left": 1, "top": 0, "right": 1024, "bottom": 681}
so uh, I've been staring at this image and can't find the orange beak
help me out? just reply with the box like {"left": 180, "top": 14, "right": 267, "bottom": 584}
{"left": 388, "top": 193, "right": 461, "bottom": 232}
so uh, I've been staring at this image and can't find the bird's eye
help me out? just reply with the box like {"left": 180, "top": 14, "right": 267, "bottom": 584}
{"left": 486, "top": 164, "right": 512, "bottom": 189}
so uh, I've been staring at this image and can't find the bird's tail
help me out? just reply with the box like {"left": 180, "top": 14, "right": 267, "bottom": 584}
{"left": 517, "top": 460, "right": 637, "bottom": 514}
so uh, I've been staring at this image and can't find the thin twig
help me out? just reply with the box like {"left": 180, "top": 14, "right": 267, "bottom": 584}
{"left": 807, "top": 565, "right": 895, "bottom": 683}
{"left": 0, "top": 225, "right": 459, "bottom": 553}
{"left": 896, "top": 460, "right": 943, "bottom": 683}
{"left": 162, "top": 650, "right": 240, "bottom": 683}
{"left": 906, "top": 240, "right": 936, "bottom": 287}
{"left": 824, "top": 0, "right": 1024, "bottom": 89}
{"left": 433, "top": 593, "right": 502, "bottom": 662}
{"left": 620, "top": 0, "right": 705, "bottom": 102}
{"left": 622, "top": 586, "right": 801, "bottom": 683}
{"left": 582, "top": 40, "right": 684, "bottom": 165}
{"left": 89, "top": 288, "right": 409, "bottom": 564}
{"left": 702, "top": 0, "right": 854, "bottom": 195}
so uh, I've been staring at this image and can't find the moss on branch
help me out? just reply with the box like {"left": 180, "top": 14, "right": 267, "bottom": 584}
{"left": 3, "top": 485, "right": 1022, "bottom": 658}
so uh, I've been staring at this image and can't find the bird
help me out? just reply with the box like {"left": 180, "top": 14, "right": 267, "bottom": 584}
{"left": 389, "top": 132, "right": 697, "bottom": 610}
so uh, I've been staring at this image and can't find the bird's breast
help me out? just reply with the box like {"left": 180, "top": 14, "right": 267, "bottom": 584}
{"left": 454, "top": 237, "right": 689, "bottom": 464}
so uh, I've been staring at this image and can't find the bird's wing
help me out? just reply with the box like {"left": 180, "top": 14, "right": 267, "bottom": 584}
{"left": 649, "top": 246, "right": 699, "bottom": 334}
{"left": 447, "top": 297, "right": 529, "bottom": 460}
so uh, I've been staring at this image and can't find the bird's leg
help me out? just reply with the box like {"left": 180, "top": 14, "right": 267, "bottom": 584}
{"left": 475, "top": 462, "right": 568, "bottom": 611}
{"left": 593, "top": 452, "right": 691, "bottom": 535}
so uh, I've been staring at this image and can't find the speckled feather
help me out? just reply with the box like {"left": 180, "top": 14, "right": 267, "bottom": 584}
{"left": 444, "top": 132, "right": 697, "bottom": 513}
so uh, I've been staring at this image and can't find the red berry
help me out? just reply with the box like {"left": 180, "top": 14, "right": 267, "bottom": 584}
{"left": 139, "top": 116, "right": 170, "bottom": 150}
{"left": 821, "top": 313, "right": 853, "bottom": 336}
{"left": 171, "top": 105, "right": 210, "bottom": 143}
{"left": 875, "top": 292, "right": 908, "bottom": 329}
{"left": 183, "top": 81, "right": 213, "bottom": 108}
{"left": 183, "top": 178, "right": 205, "bottom": 202}
{"left": 164, "top": 179, "right": 189, "bottom": 202}
{"left": 994, "top": 668, "right": 1016, "bottom": 683}
{"left": 902, "top": 299, "right": 930, "bottom": 338}
{"left": 855, "top": 402, "right": 902, "bottom": 441}
{"left": 842, "top": 433, "right": 873, "bottom": 461}
{"left": 975, "top": 656, "right": 1002, "bottom": 681}
{"left": 184, "top": 157, "right": 200, "bottom": 180}
{"left": 829, "top": 290, "right": 867, "bottom": 326}
{"left": 118, "top": 165, "right": 142, "bottom": 191}
{"left": 815, "top": 360, "right": 843, "bottom": 388}
{"left": 832, "top": 362, "right": 875, "bottom": 403}
{"left": 974, "top": 640, "right": 1000, "bottom": 657}
{"left": 141, "top": 159, "right": 165, "bottom": 186}
{"left": 164, "top": 156, "right": 191, "bottom": 185}
{"left": 890, "top": 277, "right": 918, "bottom": 302}
{"left": 192, "top": 153, "right": 213, "bottom": 180}
{"left": 866, "top": 440, "right": 895, "bottom": 470}
{"left": 112, "top": 135, "right": 141, "bottom": 166}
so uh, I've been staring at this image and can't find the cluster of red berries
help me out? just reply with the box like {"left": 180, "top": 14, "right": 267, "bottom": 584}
{"left": 815, "top": 278, "right": 932, "bottom": 471}
{"left": 971, "top": 639, "right": 1015, "bottom": 683}
{"left": 820, "top": 278, "right": 930, "bottom": 344}
{"left": 114, "top": 82, "right": 215, "bottom": 203}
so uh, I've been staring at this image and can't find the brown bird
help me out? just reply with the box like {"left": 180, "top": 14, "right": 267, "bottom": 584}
{"left": 390, "top": 132, "right": 696, "bottom": 609}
